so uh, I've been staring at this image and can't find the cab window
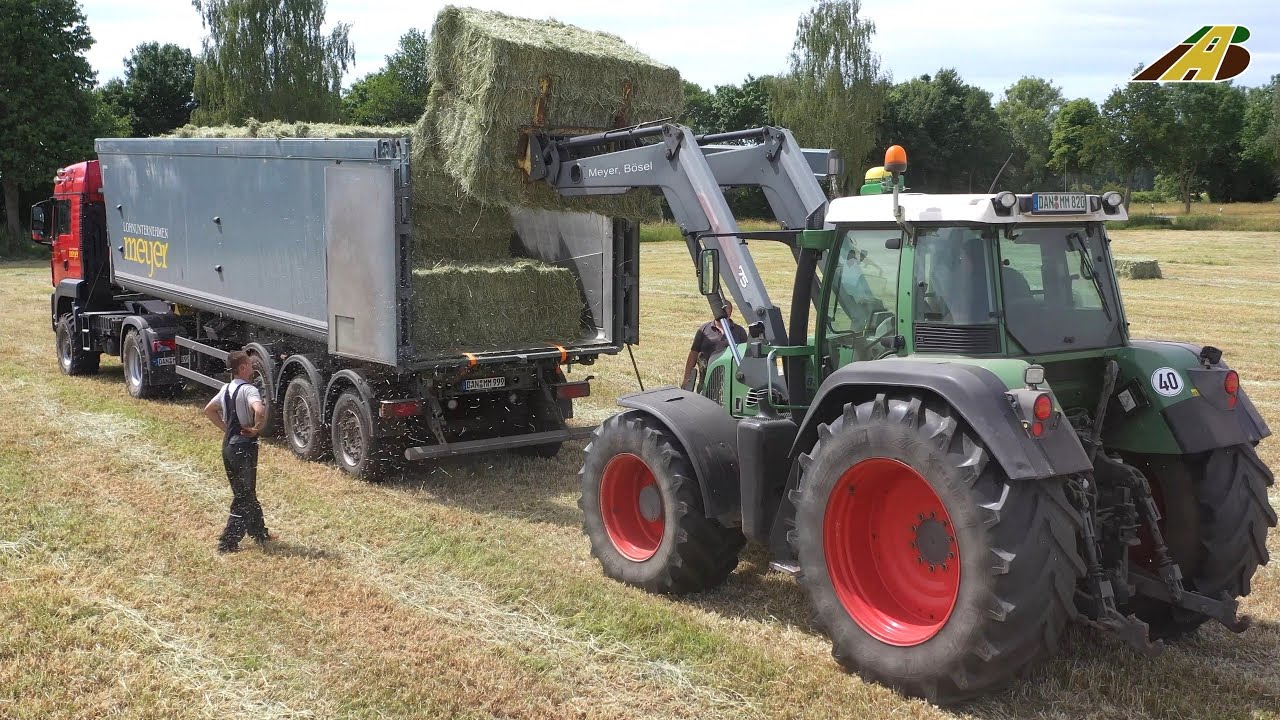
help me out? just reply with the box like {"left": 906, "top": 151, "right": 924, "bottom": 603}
{"left": 53, "top": 199, "right": 71, "bottom": 237}
{"left": 824, "top": 229, "right": 901, "bottom": 362}
{"left": 913, "top": 227, "right": 997, "bottom": 325}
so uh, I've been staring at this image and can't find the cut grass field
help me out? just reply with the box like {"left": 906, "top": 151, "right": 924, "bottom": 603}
{"left": 1, "top": 228, "right": 1278, "bottom": 719}
{"left": 1115, "top": 200, "right": 1280, "bottom": 232}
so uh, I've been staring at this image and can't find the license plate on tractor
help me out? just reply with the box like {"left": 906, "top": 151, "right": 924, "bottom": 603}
{"left": 1031, "top": 192, "right": 1088, "bottom": 214}
{"left": 462, "top": 376, "right": 506, "bottom": 392}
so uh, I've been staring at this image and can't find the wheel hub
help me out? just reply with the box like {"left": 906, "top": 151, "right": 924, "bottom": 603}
{"left": 638, "top": 485, "right": 662, "bottom": 522}
{"left": 599, "top": 453, "right": 665, "bottom": 562}
{"left": 823, "top": 457, "right": 961, "bottom": 647}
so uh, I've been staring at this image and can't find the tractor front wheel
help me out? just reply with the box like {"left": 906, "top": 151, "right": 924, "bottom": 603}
{"left": 579, "top": 412, "right": 744, "bottom": 594}
{"left": 792, "top": 394, "right": 1084, "bottom": 702}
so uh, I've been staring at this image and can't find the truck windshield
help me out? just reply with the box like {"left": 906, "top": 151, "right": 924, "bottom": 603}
{"left": 998, "top": 223, "right": 1123, "bottom": 353}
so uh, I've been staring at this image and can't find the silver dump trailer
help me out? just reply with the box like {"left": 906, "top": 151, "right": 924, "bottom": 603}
{"left": 40, "top": 137, "right": 639, "bottom": 479}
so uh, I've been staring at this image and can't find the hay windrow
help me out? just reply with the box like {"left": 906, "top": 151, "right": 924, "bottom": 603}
{"left": 410, "top": 260, "right": 584, "bottom": 354}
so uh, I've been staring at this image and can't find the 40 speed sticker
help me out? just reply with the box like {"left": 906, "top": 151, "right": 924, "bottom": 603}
{"left": 1150, "top": 367, "right": 1185, "bottom": 397}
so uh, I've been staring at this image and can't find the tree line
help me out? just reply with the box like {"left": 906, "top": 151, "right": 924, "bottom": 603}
{"left": 4, "top": 0, "right": 1278, "bottom": 244}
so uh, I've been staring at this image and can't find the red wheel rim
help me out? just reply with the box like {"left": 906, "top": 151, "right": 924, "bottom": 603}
{"left": 824, "top": 457, "right": 960, "bottom": 646}
{"left": 600, "top": 453, "right": 665, "bottom": 561}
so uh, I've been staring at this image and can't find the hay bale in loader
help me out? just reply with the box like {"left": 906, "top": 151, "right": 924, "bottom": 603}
{"left": 420, "top": 5, "right": 682, "bottom": 218}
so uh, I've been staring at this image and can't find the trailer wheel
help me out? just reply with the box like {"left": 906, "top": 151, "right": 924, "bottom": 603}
{"left": 579, "top": 412, "right": 744, "bottom": 594}
{"left": 791, "top": 394, "right": 1083, "bottom": 703}
{"left": 331, "top": 389, "right": 394, "bottom": 481}
{"left": 1126, "top": 446, "right": 1276, "bottom": 639}
{"left": 55, "top": 315, "right": 100, "bottom": 376}
{"left": 283, "top": 376, "right": 330, "bottom": 461}
{"left": 122, "top": 330, "right": 161, "bottom": 399}
{"left": 249, "top": 353, "right": 281, "bottom": 438}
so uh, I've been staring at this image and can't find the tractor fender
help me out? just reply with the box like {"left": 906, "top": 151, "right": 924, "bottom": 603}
{"left": 790, "top": 360, "right": 1092, "bottom": 481}
{"left": 1131, "top": 340, "right": 1270, "bottom": 452}
{"left": 617, "top": 387, "right": 741, "bottom": 521}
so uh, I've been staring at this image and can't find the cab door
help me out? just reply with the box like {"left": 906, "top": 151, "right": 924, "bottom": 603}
{"left": 50, "top": 195, "right": 80, "bottom": 285}
{"left": 818, "top": 228, "right": 905, "bottom": 375}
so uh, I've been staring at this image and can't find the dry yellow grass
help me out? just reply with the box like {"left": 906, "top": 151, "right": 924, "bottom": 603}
{"left": 0, "top": 227, "right": 1278, "bottom": 719}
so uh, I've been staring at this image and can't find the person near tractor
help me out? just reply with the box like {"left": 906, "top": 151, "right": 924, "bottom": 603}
{"left": 203, "top": 350, "right": 274, "bottom": 553}
{"left": 682, "top": 301, "right": 748, "bottom": 391}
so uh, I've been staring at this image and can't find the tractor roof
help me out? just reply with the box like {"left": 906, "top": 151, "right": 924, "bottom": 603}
{"left": 825, "top": 192, "right": 1128, "bottom": 226}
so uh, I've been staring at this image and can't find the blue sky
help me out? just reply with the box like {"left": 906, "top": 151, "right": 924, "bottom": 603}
{"left": 82, "top": 0, "right": 1279, "bottom": 103}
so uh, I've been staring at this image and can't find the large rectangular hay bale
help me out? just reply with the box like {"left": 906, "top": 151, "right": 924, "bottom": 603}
{"left": 410, "top": 260, "right": 584, "bottom": 354}
{"left": 423, "top": 6, "right": 681, "bottom": 217}
{"left": 1114, "top": 257, "right": 1163, "bottom": 280}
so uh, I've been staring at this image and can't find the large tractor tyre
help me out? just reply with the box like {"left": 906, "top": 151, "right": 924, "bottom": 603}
{"left": 283, "top": 376, "right": 330, "bottom": 462}
{"left": 55, "top": 315, "right": 100, "bottom": 376}
{"left": 579, "top": 412, "right": 745, "bottom": 595}
{"left": 248, "top": 353, "right": 282, "bottom": 438}
{"left": 122, "top": 330, "right": 162, "bottom": 400}
{"left": 791, "top": 394, "right": 1085, "bottom": 703}
{"left": 1127, "top": 445, "right": 1276, "bottom": 639}
{"left": 330, "top": 390, "right": 397, "bottom": 482}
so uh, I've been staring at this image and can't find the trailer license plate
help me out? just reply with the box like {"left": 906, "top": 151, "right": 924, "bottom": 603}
{"left": 462, "top": 376, "right": 506, "bottom": 392}
{"left": 1031, "top": 192, "right": 1088, "bottom": 214}
{"left": 155, "top": 356, "right": 175, "bottom": 366}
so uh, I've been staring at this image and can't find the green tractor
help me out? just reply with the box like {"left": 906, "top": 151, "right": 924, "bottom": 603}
{"left": 530, "top": 128, "right": 1274, "bottom": 701}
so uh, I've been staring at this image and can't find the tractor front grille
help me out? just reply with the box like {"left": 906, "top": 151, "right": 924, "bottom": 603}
{"left": 702, "top": 365, "right": 725, "bottom": 404}
{"left": 914, "top": 323, "right": 1001, "bottom": 354}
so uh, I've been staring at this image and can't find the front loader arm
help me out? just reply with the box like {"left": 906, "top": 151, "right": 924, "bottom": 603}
{"left": 530, "top": 123, "right": 835, "bottom": 348}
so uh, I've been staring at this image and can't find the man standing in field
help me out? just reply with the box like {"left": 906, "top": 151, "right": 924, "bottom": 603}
{"left": 682, "top": 301, "right": 748, "bottom": 391}
{"left": 203, "top": 350, "right": 273, "bottom": 553}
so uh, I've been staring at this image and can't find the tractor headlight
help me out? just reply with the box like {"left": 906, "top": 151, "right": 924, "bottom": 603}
{"left": 995, "top": 191, "right": 1018, "bottom": 209}
{"left": 1024, "top": 365, "right": 1046, "bottom": 387}
{"left": 1102, "top": 191, "right": 1124, "bottom": 208}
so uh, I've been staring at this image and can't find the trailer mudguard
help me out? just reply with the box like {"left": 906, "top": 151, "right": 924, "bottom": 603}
{"left": 325, "top": 368, "right": 402, "bottom": 438}
{"left": 279, "top": 354, "right": 327, "bottom": 401}
{"left": 790, "top": 360, "right": 1092, "bottom": 481}
{"left": 616, "top": 387, "right": 741, "bottom": 520}
{"left": 1131, "top": 340, "right": 1270, "bottom": 453}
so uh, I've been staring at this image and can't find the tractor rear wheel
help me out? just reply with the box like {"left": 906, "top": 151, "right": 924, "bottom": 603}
{"left": 579, "top": 412, "right": 744, "bottom": 594}
{"left": 1126, "top": 445, "right": 1276, "bottom": 639}
{"left": 791, "top": 394, "right": 1084, "bottom": 703}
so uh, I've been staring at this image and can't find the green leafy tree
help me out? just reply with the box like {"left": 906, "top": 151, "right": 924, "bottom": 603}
{"left": 680, "top": 81, "right": 716, "bottom": 134}
{"left": 1101, "top": 76, "right": 1173, "bottom": 205}
{"left": 1230, "top": 80, "right": 1278, "bottom": 201}
{"left": 0, "top": 0, "right": 96, "bottom": 238}
{"left": 714, "top": 76, "right": 773, "bottom": 132}
{"left": 769, "top": 0, "right": 885, "bottom": 193}
{"left": 995, "top": 77, "right": 1064, "bottom": 191}
{"left": 1048, "top": 98, "right": 1108, "bottom": 190}
{"left": 120, "top": 43, "right": 195, "bottom": 136}
{"left": 92, "top": 82, "right": 132, "bottom": 138}
{"left": 1160, "top": 83, "right": 1246, "bottom": 212}
{"left": 190, "top": 0, "right": 355, "bottom": 124}
{"left": 343, "top": 28, "right": 429, "bottom": 126}
{"left": 879, "top": 69, "right": 1007, "bottom": 192}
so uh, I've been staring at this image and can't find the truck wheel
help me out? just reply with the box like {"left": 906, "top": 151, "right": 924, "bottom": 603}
{"left": 122, "top": 330, "right": 160, "bottom": 399}
{"left": 283, "top": 376, "right": 329, "bottom": 461}
{"left": 55, "top": 315, "right": 100, "bottom": 376}
{"left": 249, "top": 352, "right": 281, "bottom": 438}
{"left": 331, "top": 390, "right": 394, "bottom": 481}
{"left": 515, "top": 385, "right": 572, "bottom": 459}
{"left": 791, "top": 394, "right": 1084, "bottom": 703}
{"left": 578, "top": 412, "right": 745, "bottom": 594}
{"left": 1127, "top": 445, "right": 1276, "bottom": 639}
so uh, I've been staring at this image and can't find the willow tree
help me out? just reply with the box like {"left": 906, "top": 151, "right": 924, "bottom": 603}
{"left": 769, "top": 0, "right": 885, "bottom": 194}
{"left": 190, "top": 0, "right": 354, "bottom": 124}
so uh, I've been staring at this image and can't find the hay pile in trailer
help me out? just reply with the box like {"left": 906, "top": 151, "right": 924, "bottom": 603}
{"left": 419, "top": 5, "right": 682, "bottom": 217}
{"left": 170, "top": 120, "right": 414, "bottom": 139}
{"left": 410, "top": 261, "right": 582, "bottom": 352}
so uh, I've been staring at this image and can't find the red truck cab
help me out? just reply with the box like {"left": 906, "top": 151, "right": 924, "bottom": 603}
{"left": 31, "top": 160, "right": 103, "bottom": 287}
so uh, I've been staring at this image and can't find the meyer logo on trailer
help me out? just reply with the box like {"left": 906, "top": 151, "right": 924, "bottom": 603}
{"left": 120, "top": 222, "right": 172, "bottom": 278}
{"left": 1131, "top": 25, "right": 1252, "bottom": 82}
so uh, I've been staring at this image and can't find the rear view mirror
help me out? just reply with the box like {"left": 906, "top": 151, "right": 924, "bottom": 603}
{"left": 29, "top": 202, "right": 50, "bottom": 245}
{"left": 698, "top": 248, "right": 720, "bottom": 297}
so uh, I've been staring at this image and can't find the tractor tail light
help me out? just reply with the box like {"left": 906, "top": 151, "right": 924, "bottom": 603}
{"left": 554, "top": 381, "right": 591, "bottom": 401}
{"left": 379, "top": 399, "right": 421, "bottom": 419}
{"left": 1225, "top": 370, "right": 1240, "bottom": 409}
{"left": 1033, "top": 393, "right": 1052, "bottom": 421}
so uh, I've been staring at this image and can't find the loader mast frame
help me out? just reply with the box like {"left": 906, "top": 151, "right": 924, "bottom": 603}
{"left": 530, "top": 124, "right": 837, "bottom": 349}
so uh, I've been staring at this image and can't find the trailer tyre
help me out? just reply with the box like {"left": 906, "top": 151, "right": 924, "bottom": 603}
{"left": 122, "top": 330, "right": 160, "bottom": 399}
{"left": 283, "top": 376, "right": 330, "bottom": 461}
{"left": 579, "top": 412, "right": 745, "bottom": 594}
{"left": 791, "top": 394, "right": 1084, "bottom": 703}
{"left": 55, "top": 315, "right": 100, "bottom": 376}
{"left": 249, "top": 353, "right": 281, "bottom": 438}
{"left": 331, "top": 390, "right": 394, "bottom": 482}
{"left": 1127, "top": 445, "right": 1276, "bottom": 639}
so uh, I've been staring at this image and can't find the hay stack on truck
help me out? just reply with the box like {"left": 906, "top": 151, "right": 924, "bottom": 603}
{"left": 29, "top": 136, "right": 638, "bottom": 479}
{"left": 528, "top": 129, "right": 1276, "bottom": 700}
